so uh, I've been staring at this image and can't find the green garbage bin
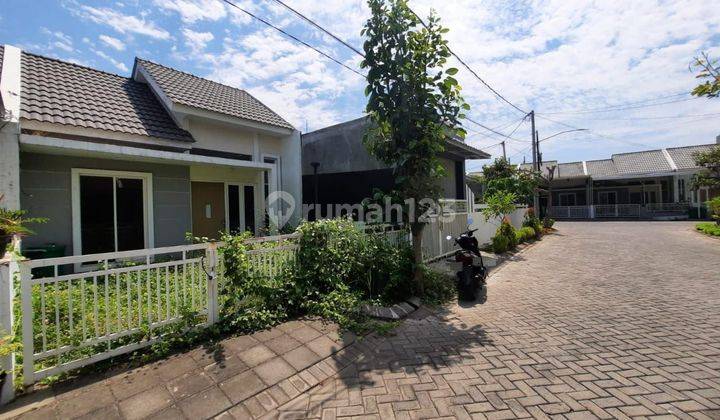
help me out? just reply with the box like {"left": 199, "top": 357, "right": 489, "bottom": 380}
{"left": 23, "top": 244, "right": 66, "bottom": 278}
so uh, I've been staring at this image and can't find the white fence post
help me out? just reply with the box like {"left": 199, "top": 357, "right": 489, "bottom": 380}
{"left": 0, "top": 260, "right": 16, "bottom": 404}
{"left": 19, "top": 262, "right": 33, "bottom": 388}
{"left": 206, "top": 243, "right": 219, "bottom": 325}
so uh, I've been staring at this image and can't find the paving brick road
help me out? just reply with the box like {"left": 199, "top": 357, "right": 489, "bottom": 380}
{"left": 269, "top": 222, "right": 720, "bottom": 419}
{"left": 4, "top": 221, "right": 720, "bottom": 419}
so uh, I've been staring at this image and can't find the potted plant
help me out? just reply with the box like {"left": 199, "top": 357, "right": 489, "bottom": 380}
{"left": 0, "top": 194, "right": 48, "bottom": 256}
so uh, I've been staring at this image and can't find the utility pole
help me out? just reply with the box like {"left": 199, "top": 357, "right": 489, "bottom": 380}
{"left": 530, "top": 111, "right": 539, "bottom": 211}
{"left": 501, "top": 141, "right": 506, "bottom": 160}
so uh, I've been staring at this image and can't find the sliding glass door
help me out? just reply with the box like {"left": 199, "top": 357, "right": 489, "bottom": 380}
{"left": 226, "top": 184, "right": 255, "bottom": 235}
{"left": 73, "top": 169, "right": 152, "bottom": 255}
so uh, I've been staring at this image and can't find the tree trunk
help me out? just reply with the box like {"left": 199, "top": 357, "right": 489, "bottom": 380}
{"left": 410, "top": 222, "right": 424, "bottom": 295}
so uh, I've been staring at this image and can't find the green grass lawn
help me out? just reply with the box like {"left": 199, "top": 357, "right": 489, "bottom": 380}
{"left": 696, "top": 222, "right": 720, "bottom": 237}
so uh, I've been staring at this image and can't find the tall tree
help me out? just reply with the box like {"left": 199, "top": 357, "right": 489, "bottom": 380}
{"left": 690, "top": 52, "right": 720, "bottom": 190}
{"left": 362, "top": 0, "right": 467, "bottom": 292}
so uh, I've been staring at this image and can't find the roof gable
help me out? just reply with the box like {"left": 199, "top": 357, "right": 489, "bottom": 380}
{"left": 20, "top": 52, "right": 193, "bottom": 142}
{"left": 612, "top": 149, "right": 671, "bottom": 174}
{"left": 666, "top": 144, "right": 717, "bottom": 170}
{"left": 586, "top": 159, "right": 617, "bottom": 177}
{"left": 135, "top": 58, "right": 294, "bottom": 130}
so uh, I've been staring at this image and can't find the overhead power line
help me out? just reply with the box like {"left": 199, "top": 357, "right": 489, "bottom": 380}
{"left": 407, "top": 7, "right": 528, "bottom": 115}
{"left": 466, "top": 116, "right": 527, "bottom": 142}
{"left": 267, "top": 0, "right": 365, "bottom": 57}
{"left": 541, "top": 96, "right": 698, "bottom": 115}
{"left": 220, "top": 0, "right": 365, "bottom": 78}
{"left": 542, "top": 92, "right": 689, "bottom": 114}
{"left": 536, "top": 114, "right": 650, "bottom": 148}
{"left": 565, "top": 112, "right": 720, "bottom": 121}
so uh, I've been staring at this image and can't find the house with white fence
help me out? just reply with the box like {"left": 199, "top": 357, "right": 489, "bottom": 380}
{"left": 520, "top": 139, "right": 720, "bottom": 220}
{"left": 0, "top": 44, "right": 308, "bottom": 402}
{"left": 0, "top": 45, "right": 302, "bottom": 258}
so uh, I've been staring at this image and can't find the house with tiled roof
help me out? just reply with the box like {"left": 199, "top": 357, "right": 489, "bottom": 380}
{"left": 518, "top": 140, "right": 720, "bottom": 219}
{"left": 0, "top": 44, "right": 301, "bottom": 258}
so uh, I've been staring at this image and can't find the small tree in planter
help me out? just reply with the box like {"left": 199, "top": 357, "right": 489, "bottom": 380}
{"left": 482, "top": 191, "right": 519, "bottom": 253}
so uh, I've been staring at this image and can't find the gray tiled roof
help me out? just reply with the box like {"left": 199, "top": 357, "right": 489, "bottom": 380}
{"left": 586, "top": 159, "right": 617, "bottom": 177}
{"left": 612, "top": 149, "right": 671, "bottom": 174}
{"left": 136, "top": 58, "right": 294, "bottom": 130}
{"left": 20, "top": 52, "right": 193, "bottom": 142}
{"left": 666, "top": 144, "right": 717, "bottom": 169}
{"left": 556, "top": 162, "right": 585, "bottom": 178}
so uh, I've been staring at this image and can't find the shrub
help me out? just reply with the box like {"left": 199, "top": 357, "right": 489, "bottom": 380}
{"left": 497, "top": 220, "right": 518, "bottom": 248}
{"left": 696, "top": 222, "right": 720, "bottom": 236}
{"left": 220, "top": 218, "right": 417, "bottom": 332}
{"left": 707, "top": 197, "right": 720, "bottom": 224}
{"left": 522, "top": 209, "right": 542, "bottom": 239}
{"left": 542, "top": 217, "right": 555, "bottom": 229}
{"left": 515, "top": 226, "right": 537, "bottom": 243}
{"left": 421, "top": 267, "right": 456, "bottom": 306}
{"left": 492, "top": 234, "right": 510, "bottom": 253}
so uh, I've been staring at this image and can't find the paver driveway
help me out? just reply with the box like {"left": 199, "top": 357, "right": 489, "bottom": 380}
{"left": 270, "top": 222, "right": 720, "bottom": 419}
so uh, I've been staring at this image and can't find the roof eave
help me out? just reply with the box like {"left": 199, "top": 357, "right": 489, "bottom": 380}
{"left": 174, "top": 103, "right": 295, "bottom": 136}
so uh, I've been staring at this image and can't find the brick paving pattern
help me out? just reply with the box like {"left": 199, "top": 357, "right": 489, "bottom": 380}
{"left": 3, "top": 221, "right": 720, "bottom": 419}
{"left": 268, "top": 222, "right": 720, "bottom": 419}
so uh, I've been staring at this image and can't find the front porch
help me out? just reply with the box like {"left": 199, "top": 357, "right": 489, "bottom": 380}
{"left": 18, "top": 134, "right": 278, "bottom": 259}
{"left": 545, "top": 174, "right": 699, "bottom": 220}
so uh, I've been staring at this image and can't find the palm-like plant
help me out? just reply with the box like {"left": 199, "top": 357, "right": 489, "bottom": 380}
{"left": 0, "top": 194, "right": 47, "bottom": 253}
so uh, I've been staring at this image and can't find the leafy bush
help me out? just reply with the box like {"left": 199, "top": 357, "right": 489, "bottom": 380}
{"left": 497, "top": 220, "right": 518, "bottom": 248}
{"left": 542, "top": 217, "right": 555, "bottom": 229}
{"left": 707, "top": 197, "right": 720, "bottom": 224}
{"left": 491, "top": 234, "right": 510, "bottom": 253}
{"left": 515, "top": 226, "right": 537, "bottom": 243}
{"left": 522, "top": 208, "right": 542, "bottom": 239}
{"left": 220, "top": 218, "right": 415, "bottom": 332}
{"left": 696, "top": 222, "right": 720, "bottom": 236}
{"left": 481, "top": 191, "right": 517, "bottom": 222}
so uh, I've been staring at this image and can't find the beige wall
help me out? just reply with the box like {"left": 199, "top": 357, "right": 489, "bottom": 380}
{"left": 187, "top": 118, "right": 254, "bottom": 156}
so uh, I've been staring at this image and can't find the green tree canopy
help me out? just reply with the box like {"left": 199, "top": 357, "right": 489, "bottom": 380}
{"left": 481, "top": 158, "right": 540, "bottom": 204}
{"left": 692, "top": 146, "right": 720, "bottom": 189}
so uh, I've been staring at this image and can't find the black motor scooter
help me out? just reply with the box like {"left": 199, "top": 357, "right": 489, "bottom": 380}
{"left": 447, "top": 228, "right": 488, "bottom": 303}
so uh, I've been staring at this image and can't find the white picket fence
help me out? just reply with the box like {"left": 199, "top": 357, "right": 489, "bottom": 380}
{"left": 0, "top": 234, "right": 298, "bottom": 399}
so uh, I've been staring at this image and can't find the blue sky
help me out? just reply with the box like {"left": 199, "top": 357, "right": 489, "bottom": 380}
{"left": 1, "top": 0, "right": 719, "bottom": 172}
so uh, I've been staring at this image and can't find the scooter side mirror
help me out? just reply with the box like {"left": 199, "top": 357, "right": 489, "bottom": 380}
{"left": 446, "top": 235, "right": 453, "bottom": 241}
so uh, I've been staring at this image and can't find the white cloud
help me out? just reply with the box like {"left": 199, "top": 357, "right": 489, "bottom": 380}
{"left": 93, "top": 49, "right": 130, "bottom": 73}
{"left": 99, "top": 35, "right": 126, "bottom": 51}
{"left": 74, "top": 5, "right": 170, "bottom": 40}
{"left": 41, "top": 28, "right": 75, "bottom": 53}
{"left": 182, "top": 28, "right": 214, "bottom": 53}
{"left": 154, "top": 0, "right": 227, "bottom": 23}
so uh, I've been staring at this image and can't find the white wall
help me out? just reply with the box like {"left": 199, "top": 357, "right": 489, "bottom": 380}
{"left": 468, "top": 206, "right": 527, "bottom": 246}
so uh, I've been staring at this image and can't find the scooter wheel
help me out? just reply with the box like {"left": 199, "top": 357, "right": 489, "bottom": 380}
{"left": 476, "top": 285, "right": 488, "bottom": 304}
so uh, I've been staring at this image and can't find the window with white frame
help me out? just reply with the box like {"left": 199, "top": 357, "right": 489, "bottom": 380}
{"left": 72, "top": 169, "right": 153, "bottom": 255}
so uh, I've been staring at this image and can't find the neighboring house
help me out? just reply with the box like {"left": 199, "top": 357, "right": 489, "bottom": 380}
{"left": 519, "top": 139, "right": 720, "bottom": 220}
{"left": 300, "top": 117, "right": 490, "bottom": 217}
{"left": 0, "top": 45, "right": 301, "bottom": 258}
